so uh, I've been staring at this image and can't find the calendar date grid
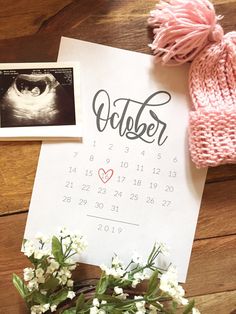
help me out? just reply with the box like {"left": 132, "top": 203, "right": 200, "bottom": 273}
{"left": 60, "top": 141, "right": 179, "bottom": 228}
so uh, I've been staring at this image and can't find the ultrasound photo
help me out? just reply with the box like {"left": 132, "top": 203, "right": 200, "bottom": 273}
{"left": 0, "top": 67, "right": 76, "bottom": 128}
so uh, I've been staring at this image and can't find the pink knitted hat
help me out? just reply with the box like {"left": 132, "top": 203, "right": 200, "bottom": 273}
{"left": 148, "top": 0, "right": 236, "bottom": 168}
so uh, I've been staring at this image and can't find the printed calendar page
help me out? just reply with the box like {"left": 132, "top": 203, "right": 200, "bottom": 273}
{"left": 25, "top": 38, "right": 207, "bottom": 282}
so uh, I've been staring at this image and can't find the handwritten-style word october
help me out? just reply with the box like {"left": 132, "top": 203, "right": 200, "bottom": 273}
{"left": 92, "top": 90, "right": 169, "bottom": 144}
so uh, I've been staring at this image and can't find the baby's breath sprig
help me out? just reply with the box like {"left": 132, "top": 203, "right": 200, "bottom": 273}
{"left": 13, "top": 232, "right": 200, "bottom": 314}
{"left": 13, "top": 229, "right": 87, "bottom": 314}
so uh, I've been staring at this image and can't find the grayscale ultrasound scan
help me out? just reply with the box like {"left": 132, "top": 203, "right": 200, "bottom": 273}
{"left": 0, "top": 67, "right": 76, "bottom": 128}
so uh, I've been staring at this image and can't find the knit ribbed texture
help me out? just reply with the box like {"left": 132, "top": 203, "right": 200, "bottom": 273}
{"left": 148, "top": 1, "right": 236, "bottom": 168}
{"left": 189, "top": 32, "right": 236, "bottom": 168}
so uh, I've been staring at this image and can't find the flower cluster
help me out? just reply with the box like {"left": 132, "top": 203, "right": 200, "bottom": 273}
{"left": 101, "top": 255, "right": 150, "bottom": 288}
{"left": 13, "top": 229, "right": 87, "bottom": 314}
{"left": 85, "top": 242, "right": 199, "bottom": 314}
{"left": 159, "top": 266, "right": 188, "bottom": 306}
{"left": 13, "top": 234, "right": 200, "bottom": 314}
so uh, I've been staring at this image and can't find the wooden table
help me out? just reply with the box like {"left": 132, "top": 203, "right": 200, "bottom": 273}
{"left": 0, "top": 1, "right": 235, "bottom": 313}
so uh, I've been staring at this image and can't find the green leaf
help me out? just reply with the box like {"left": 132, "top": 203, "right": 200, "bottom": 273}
{"left": 27, "top": 255, "right": 38, "bottom": 266}
{"left": 147, "top": 269, "right": 159, "bottom": 297}
{"left": 110, "top": 310, "right": 124, "bottom": 314}
{"left": 30, "top": 291, "right": 48, "bottom": 304}
{"left": 62, "top": 308, "right": 76, "bottom": 314}
{"left": 12, "top": 274, "right": 29, "bottom": 299}
{"left": 147, "top": 244, "right": 157, "bottom": 264}
{"left": 52, "top": 236, "right": 64, "bottom": 263}
{"left": 50, "top": 288, "right": 69, "bottom": 307}
{"left": 40, "top": 276, "right": 59, "bottom": 292}
{"left": 97, "top": 295, "right": 123, "bottom": 305}
{"left": 103, "top": 307, "right": 124, "bottom": 314}
{"left": 76, "top": 293, "right": 85, "bottom": 312}
{"left": 183, "top": 300, "right": 195, "bottom": 314}
{"left": 95, "top": 273, "right": 109, "bottom": 295}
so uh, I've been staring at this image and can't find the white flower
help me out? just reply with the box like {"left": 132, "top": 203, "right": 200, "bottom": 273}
{"left": 192, "top": 308, "right": 201, "bottom": 314}
{"left": 62, "top": 236, "right": 71, "bottom": 252}
{"left": 159, "top": 266, "right": 178, "bottom": 291}
{"left": 30, "top": 303, "right": 49, "bottom": 314}
{"left": 66, "top": 258, "right": 77, "bottom": 270}
{"left": 22, "top": 240, "right": 35, "bottom": 257}
{"left": 131, "top": 271, "right": 148, "bottom": 288}
{"left": 134, "top": 296, "right": 146, "bottom": 313}
{"left": 90, "top": 297, "right": 106, "bottom": 314}
{"left": 23, "top": 267, "right": 34, "bottom": 281}
{"left": 37, "top": 276, "right": 45, "bottom": 284}
{"left": 114, "top": 286, "right": 128, "bottom": 300}
{"left": 131, "top": 279, "right": 140, "bottom": 288}
{"left": 58, "top": 227, "right": 68, "bottom": 238}
{"left": 71, "top": 234, "right": 88, "bottom": 254}
{"left": 67, "top": 291, "right": 76, "bottom": 299}
{"left": 51, "top": 260, "right": 60, "bottom": 270}
{"left": 57, "top": 267, "right": 72, "bottom": 285}
{"left": 131, "top": 279, "right": 139, "bottom": 288}
{"left": 93, "top": 298, "right": 100, "bottom": 307}
{"left": 159, "top": 266, "right": 188, "bottom": 306}
{"left": 34, "top": 268, "right": 45, "bottom": 284}
{"left": 100, "top": 264, "right": 125, "bottom": 278}
{"left": 46, "top": 259, "right": 60, "bottom": 274}
{"left": 111, "top": 255, "right": 123, "bottom": 267}
{"left": 114, "top": 286, "right": 123, "bottom": 295}
{"left": 67, "top": 279, "right": 74, "bottom": 287}
{"left": 35, "top": 233, "right": 49, "bottom": 244}
{"left": 131, "top": 252, "right": 143, "bottom": 264}
{"left": 31, "top": 305, "right": 42, "bottom": 314}
{"left": 57, "top": 274, "right": 68, "bottom": 285}
{"left": 117, "top": 293, "right": 128, "bottom": 300}
{"left": 149, "top": 304, "right": 157, "bottom": 314}
{"left": 50, "top": 305, "right": 57, "bottom": 312}
{"left": 122, "top": 273, "right": 129, "bottom": 281}
{"left": 134, "top": 271, "right": 148, "bottom": 281}
{"left": 42, "top": 304, "right": 50, "bottom": 312}
{"left": 59, "top": 267, "right": 72, "bottom": 278}
{"left": 37, "top": 276, "right": 45, "bottom": 283}
{"left": 35, "top": 268, "right": 44, "bottom": 278}
{"left": 34, "top": 250, "right": 45, "bottom": 260}
{"left": 180, "top": 297, "right": 189, "bottom": 306}
{"left": 115, "top": 267, "right": 125, "bottom": 277}
{"left": 69, "top": 264, "right": 77, "bottom": 270}
{"left": 56, "top": 266, "right": 72, "bottom": 285}
{"left": 90, "top": 306, "right": 99, "bottom": 314}
{"left": 27, "top": 278, "right": 39, "bottom": 291}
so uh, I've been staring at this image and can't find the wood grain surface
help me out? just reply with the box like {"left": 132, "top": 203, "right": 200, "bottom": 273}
{"left": 0, "top": 1, "right": 235, "bottom": 313}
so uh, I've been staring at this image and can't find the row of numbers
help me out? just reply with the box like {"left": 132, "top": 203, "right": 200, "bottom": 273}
{"left": 68, "top": 166, "right": 177, "bottom": 177}
{"left": 73, "top": 147, "right": 178, "bottom": 162}
{"left": 63, "top": 196, "right": 172, "bottom": 207}
{"left": 65, "top": 181, "right": 175, "bottom": 192}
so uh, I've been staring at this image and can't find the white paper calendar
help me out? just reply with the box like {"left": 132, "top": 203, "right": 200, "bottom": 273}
{"left": 24, "top": 37, "right": 207, "bottom": 282}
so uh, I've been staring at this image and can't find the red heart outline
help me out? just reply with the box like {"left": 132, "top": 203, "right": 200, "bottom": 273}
{"left": 98, "top": 168, "right": 114, "bottom": 183}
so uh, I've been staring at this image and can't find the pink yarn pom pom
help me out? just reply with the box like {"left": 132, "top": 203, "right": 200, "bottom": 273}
{"left": 148, "top": 0, "right": 224, "bottom": 65}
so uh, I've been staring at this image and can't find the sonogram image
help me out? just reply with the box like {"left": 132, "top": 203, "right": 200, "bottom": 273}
{"left": 0, "top": 67, "right": 76, "bottom": 127}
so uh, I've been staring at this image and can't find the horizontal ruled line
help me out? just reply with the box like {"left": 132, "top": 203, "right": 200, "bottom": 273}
{"left": 86, "top": 215, "right": 139, "bottom": 226}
